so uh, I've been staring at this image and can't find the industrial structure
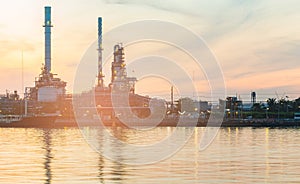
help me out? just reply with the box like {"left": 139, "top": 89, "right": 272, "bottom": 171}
{"left": 44, "top": 6, "right": 52, "bottom": 73}
{"left": 0, "top": 6, "right": 150, "bottom": 126}
{"left": 97, "top": 17, "right": 104, "bottom": 88}
{"left": 25, "top": 6, "right": 66, "bottom": 104}
{"left": 2, "top": 6, "right": 297, "bottom": 128}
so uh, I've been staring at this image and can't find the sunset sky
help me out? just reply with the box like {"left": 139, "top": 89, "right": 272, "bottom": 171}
{"left": 0, "top": 0, "right": 299, "bottom": 102}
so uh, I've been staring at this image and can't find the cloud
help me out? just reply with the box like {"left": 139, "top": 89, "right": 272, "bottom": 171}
{"left": 254, "top": 39, "right": 300, "bottom": 69}
{"left": 1, "top": 1, "right": 299, "bottom": 99}
{"left": 101, "top": 0, "right": 300, "bottom": 96}
{"left": 0, "top": 39, "right": 36, "bottom": 57}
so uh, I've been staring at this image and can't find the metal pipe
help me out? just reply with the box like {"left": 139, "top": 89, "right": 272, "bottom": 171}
{"left": 97, "top": 17, "right": 104, "bottom": 87}
{"left": 43, "top": 6, "right": 53, "bottom": 73}
{"left": 24, "top": 99, "right": 27, "bottom": 117}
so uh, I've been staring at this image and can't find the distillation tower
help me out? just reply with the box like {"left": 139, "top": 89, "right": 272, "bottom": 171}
{"left": 25, "top": 6, "right": 66, "bottom": 103}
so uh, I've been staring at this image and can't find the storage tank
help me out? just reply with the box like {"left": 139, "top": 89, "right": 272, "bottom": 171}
{"left": 37, "top": 86, "right": 64, "bottom": 102}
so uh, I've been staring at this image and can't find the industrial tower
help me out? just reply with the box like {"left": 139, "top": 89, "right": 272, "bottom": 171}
{"left": 25, "top": 6, "right": 66, "bottom": 103}
{"left": 97, "top": 17, "right": 105, "bottom": 88}
{"left": 43, "top": 6, "right": 52, "bottom": 73}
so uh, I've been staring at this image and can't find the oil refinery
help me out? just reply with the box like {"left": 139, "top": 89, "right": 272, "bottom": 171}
{"left": 1, "top": 6, "right": 299, "bottom": 128}
{"left": 0, "top": 6, "right": 166, "bottom": 127}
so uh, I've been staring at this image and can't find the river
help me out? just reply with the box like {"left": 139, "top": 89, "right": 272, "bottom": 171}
{"left": 0, "top": 127, "right": 299, "bottom": 183}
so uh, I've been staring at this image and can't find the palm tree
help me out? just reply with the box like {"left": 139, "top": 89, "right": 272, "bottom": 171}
{"left": 293, "top": 98, "right": 300, "bottom": 112}
{"left": 252, "top": 103, "right": 263, "bottom": 112}
{"left": 267, "top": 98, "right": 276, "bottom": 112}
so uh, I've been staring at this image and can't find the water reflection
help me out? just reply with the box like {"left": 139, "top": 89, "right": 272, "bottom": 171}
{"left": 1, "top": 127, "right": 300, "bottom": 183}
{"left": 111, "top": 127, "right": 126, "bottom": 182}
{"left": 97, "top": 128, "right": 105, "bottom": 184}
{"left": 97, "top": 127, "right": 126, "bottom": 183}
{"left": 98, "top": 154, "right": 105, "bottom": 184}
{"left": 42, "top": 129, "right": 53, "bottom": 184}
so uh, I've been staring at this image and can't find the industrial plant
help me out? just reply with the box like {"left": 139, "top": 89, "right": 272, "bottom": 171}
{"left": 0, "top": 6, "right": 159, "bottom": 127}
{"left": 0, "top": 6, "right": 299, "bottom": 128}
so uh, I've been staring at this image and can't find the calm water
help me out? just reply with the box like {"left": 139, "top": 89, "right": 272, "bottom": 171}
{"left": 0, "top": 127, "right": 300, "bottom": 183}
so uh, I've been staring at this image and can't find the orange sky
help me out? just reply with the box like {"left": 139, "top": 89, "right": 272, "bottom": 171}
{"left": 0, "top": 0, "right": 299, "bottom": 102}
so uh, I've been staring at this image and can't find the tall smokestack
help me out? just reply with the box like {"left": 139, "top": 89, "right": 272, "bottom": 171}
{"left": 43, "top": 6, "right": 53, "bottom": 73}
{"left": 97, "top": 17, "right": 104, "bottom": 87}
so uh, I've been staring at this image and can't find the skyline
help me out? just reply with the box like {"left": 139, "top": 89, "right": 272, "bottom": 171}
{"left": 0, "top": 0, "right": 299, "bottom": 101}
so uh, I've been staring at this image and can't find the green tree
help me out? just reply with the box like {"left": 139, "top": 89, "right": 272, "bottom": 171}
{"left": 251, "top": 103, "right": 264, "bottom": 118}
{"left": 252, "top": 103, "right": 263, "bottom": 112}
{"left": 267, "top": 98, "right": 276, "bottom": 112}
{"left": 293, "top": 98, "right": 300, "bottom": 112}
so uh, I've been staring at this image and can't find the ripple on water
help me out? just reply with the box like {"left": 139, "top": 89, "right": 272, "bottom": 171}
{"left": 0, "top": 127, "right": 300, "bottom": 183}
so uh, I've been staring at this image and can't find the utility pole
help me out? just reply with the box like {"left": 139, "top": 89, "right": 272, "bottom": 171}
{"left": 171, "top": 86, "right": 174, "bottom": 112}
